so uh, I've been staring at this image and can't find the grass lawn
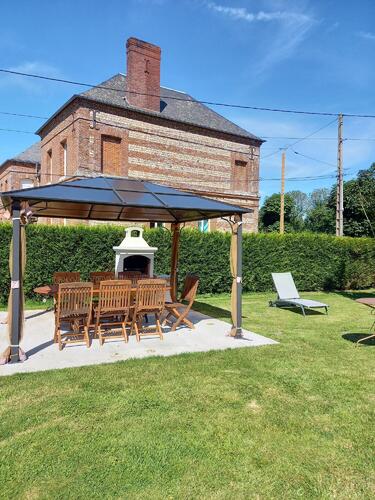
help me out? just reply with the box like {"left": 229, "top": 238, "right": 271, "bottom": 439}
{"left": 0, "top": 290, "right": 374, "bottom": 499}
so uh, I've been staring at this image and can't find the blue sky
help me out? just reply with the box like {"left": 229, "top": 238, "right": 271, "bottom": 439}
{"left": 1, "top": 0, "right": 375, "bottom": 199}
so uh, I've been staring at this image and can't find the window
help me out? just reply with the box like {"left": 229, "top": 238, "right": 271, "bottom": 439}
{"left": 198, "top": 219, "right": 209, "bottom": 232}
{"left": 47, "top": 149, "right": 53, "bottom": 183}
{"left": 61, "top": 140, "right": 68, "bottom": 177}
{"left": 20, "top": 178, "right": 34, "bottom": 189}
{"left": 101, "top": 135, "right": 121, "bottom": 175}
{"left": 150, "top": 222, "right": 164, "bottom": 228}
{"left": 232, "top": 153, "right": 249, "bottom": 191}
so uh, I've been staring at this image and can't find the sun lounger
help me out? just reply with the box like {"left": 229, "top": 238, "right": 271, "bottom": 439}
{"left": 270, "top": 272, "right": 328, "bottom": 316}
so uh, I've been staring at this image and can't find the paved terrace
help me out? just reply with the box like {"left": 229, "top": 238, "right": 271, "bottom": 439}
{"left": 0, "top": 310, "right": 277, "bottom": 376}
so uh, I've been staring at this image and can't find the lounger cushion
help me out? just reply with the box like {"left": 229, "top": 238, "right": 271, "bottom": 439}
{"left": 286, "top": 298, "right": 328, "bottom": 308}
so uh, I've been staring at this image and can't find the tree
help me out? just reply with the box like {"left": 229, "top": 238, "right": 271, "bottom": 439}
{"left": 327, "top": 164, "right": 375, "bottom": 237}
{"left": 259, "top": 193, "right": 304, "bottom": 232}
{"left": 310, "top": 188, "right": 330, "bottom": 209}
{"left": 305, "top": 204, "right": 335, "bottom": 234}
{"left": 288, "top": 190, "right": 310, "bottom": 219}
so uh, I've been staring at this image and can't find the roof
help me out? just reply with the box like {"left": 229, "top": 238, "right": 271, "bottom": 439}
{"left": 37, "top": 74, "right": 262, "bottom": 142}
{"left": 1, "top": 142, "right": 41, "bottom": 169}
{"left": 1, "top": 175, "right": 250, "bottom": 223}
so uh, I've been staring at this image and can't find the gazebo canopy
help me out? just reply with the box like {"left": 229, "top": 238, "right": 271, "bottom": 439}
{"left": 1, "top": 175, "right": 251, "bottom": 222}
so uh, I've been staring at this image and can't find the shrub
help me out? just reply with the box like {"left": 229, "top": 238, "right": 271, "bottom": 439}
{"left": 0, "top": 223, "right": 374, "bottom": 303}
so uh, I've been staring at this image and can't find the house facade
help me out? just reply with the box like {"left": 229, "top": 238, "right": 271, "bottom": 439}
{"left": 1, "top": 38, "right": 263, "bottom": 231}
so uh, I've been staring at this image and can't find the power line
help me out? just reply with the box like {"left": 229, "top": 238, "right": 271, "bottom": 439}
{"left": 0, "top": 110, "right": 48, "bottom": 119}
{"left": 2, "top": 68, "right": 375, "bottom": 118}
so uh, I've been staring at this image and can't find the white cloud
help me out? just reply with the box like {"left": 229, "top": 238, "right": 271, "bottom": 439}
{"left": 207, "top": 2, "right": 311, "bottom": 24}
{"left": 0, "top": 62, "right": 61, "bottom": 92}
{"left": 205, "top": 2, "right": 316, "bottom": 77}
{"left": 357, "top": 31, "right": 375, "bottom": 41}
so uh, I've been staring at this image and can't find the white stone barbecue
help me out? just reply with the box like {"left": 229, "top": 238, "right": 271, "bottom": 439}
{"left": 113, "top": 226, "right": 158, "bottom": 277}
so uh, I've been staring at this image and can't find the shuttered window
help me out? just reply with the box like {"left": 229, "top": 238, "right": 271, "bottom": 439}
{"left": 232, "top": 157, "right": 249, "bottom": 191}
{"left": 101, "top": 135, "right": 121, "bottom": 175}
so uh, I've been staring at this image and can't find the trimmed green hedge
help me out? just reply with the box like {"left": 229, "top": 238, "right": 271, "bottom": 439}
{"left": 0, "top": 223, "right": 374, "bottom": 303}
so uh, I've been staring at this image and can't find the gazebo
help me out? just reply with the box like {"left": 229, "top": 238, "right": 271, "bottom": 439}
{"left": 1, "top": 175, "right": 250, "bottom": 363}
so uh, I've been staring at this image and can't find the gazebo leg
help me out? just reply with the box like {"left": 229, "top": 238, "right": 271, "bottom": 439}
{"left": 10, "top": 202, "right": 22, "bottom": 363}
{"left": 234, "top": 215, "right": 243, "bottom": 338}
{"left": 170, "top": 223, "right": 180, "bottom": 302}
{"left": 228, "top": 214, "right": 243, "bottom": 338}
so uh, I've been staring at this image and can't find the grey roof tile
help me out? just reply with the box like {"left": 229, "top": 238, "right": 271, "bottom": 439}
{"left": 80, "top": 74, "right": 261, "bottom": 141}
{"left": 12, "top": 142, "right": 41, "bottom": 164}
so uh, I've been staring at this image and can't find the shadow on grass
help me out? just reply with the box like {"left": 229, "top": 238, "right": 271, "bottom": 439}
{"left": 193, "top": 301, "right": 233, "bottom": 319}
{"left": 342, "top": 332, "right": 375, "bottom": 346}
{"left": 336, "top": 290, "right": 375, "bottom": 301}
{"left": 271, "top": 306, "right": 326, "bottom": 317}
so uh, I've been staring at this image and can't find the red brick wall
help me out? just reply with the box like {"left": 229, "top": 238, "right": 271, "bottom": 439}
{"left": 38, "top": 99, "right": 261, "bottom": 231}
{"left": 126, "top": 38, "right": 161, "bottom": 112}
{"left": 0, "top": 161, "right": 38, "bottom": 219}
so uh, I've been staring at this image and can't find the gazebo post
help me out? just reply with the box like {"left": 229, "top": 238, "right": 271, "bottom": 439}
{"left": 235, "top": 214, "right": 243, "bottom": 337}
{"left": 230, "top": 214, "right": 243, "bottom": 338}
{"left": 10, "top": 201, "right": 22, "bottom": 363}
{"left": 170, "top": 222, "right": 180, "bottom": 302}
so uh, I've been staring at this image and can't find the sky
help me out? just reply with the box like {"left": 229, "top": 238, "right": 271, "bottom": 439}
{"left": 1, "top": 0, "right": 375, "bottom": 200}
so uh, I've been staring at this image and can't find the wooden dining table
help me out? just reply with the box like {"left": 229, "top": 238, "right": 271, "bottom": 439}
{"left": 34, "top": 283, "right": 171, "bottom": 297}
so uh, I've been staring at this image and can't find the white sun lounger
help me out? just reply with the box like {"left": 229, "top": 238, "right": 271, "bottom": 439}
{"left": 270, "top": 272, "right": 328, "bottom": 317}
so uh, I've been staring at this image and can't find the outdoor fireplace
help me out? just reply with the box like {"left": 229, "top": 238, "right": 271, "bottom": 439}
{"left": 113, "top": 227, "right": 158, "bottom": 277}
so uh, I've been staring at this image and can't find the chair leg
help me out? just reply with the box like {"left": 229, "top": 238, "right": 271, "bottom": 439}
{"left": 84, "top": 327, "right": 90, "bottom": 348}
{"left": 300, "top": 305, "right": 306, "bottom": 317}
{"left": 162, "top": 312, "right": 173, "bottom": 327}
{"left": 133, "top": 320, "right": 140, "bottom": 342}
{"left": 122, "top": 321, "right": 128, "bottom": 343}
{"left": 98, "top": 324, "right": 104, "bottom": 346}
{"left": 155, "top": 313, "right": 163, "bottom": 340}
{"left": 171, "top": 308, "right": 194, "bottom": 332}
{"left": 58, "top": 329, "right": 63, "bottom": 351}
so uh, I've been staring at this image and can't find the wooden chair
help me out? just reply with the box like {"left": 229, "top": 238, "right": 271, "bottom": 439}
{"left": 54, "top": 282, "right": 93, "bottom": 350}
{"left": 53, "top": 271, "right": 80, "bottom": 284}
{"left": 118, "top": 271, "right": 143, "bottom": 285}
{"left": 90, "top": 271, "right": 115, "bottom": 285}
{"left": 132, "top": 279, "right": 166, "bottom": 341}
{"left": 94, "top": 280, "right": 133, "bottom": 345}
{"left": 163, "top": 274, "right": 199, "bottom": 331}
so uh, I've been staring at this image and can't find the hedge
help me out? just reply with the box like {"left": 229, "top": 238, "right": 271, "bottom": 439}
{"left": 0, "top": 223, "right": 374, "bottom": 303}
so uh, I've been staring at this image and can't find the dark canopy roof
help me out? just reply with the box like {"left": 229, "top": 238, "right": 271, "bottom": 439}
{"left": 1, "top": 176, "right": 250, "bottom": 223}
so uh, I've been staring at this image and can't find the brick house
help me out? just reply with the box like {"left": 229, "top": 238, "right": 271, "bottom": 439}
{"left": 0, "top": 142, "right": 41, "bottom": 218}
{"left": 1, "top": 38, "right": 263, "bottom": 231}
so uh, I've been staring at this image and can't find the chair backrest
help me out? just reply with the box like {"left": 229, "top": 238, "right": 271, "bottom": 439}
{"left": 135, "top": 279, "right": 166, "bottom": 313}
{"left": 271, "top": 272, "right": 300, "bottom": 300}
{"left": 90, "top": 271, "right": 115, "bottom": 285}
{"left": 56, "top": 282, "right": 93, "bottom": 321}
{"left": 97, "top": 280, "right": 132, "bottom": 314}
{"left": 180, "top": 274, "right": 199, "bottom": 304}
{"left": 53, "top": 271, "right": 80, "bottom": 284}
{"left": 119, "top": 271, "right": 147, "bottom": 285}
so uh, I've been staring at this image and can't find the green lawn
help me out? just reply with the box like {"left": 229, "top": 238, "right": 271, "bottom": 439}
{"left": 1, "top": 290, "right": 374, "bottom": 499}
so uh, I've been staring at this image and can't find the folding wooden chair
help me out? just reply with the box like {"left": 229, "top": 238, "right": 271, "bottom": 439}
{"left": 90, "top": 271, "right": 115, "bottom": 285}
{"left": 132, "top": 279, "right": 166, "bottom": 341}
{"left": 53, "top": 271, "right": 80, "bottom": 284}
{"left": 54, "top": 282, "right": 93, "bottom": 350}
{"left": 163, "top": 274, "right": 199, "bottom": 331}
{"left": 94, "top": 280, "right": 133, "bottom": 345}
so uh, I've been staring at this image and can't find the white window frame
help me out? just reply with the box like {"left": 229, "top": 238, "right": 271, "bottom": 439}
{"left": 198, "top": 219, "right": 210, "bottom": 233}
{"left": 20, "top": 178, "right": 34, "bottom": 189}
{"left": 62, "top": 140, "right": 68, "bottom": 177}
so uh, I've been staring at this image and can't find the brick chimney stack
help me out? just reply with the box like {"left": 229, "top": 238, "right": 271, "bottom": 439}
{"left": 126, "top": 37, "right": 161, "bottom": 112}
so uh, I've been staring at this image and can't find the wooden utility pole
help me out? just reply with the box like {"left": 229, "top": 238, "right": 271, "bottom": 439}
{"left": 336, "top": 114, "right": 344, "bottom": 236}
{"left": 280, "top": 150, "right": 286, "bottom": 234}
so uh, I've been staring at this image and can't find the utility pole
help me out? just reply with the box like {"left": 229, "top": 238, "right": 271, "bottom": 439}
{"left": 336, "top": 114, "right": 344, "bottom": 236}
{"left": 280, "top": 150, "right": 286, "bottom": 234}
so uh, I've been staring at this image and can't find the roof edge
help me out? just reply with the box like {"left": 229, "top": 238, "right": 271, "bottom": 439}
{"left": 36, "top": 92, "right": 264, "bottom": 144}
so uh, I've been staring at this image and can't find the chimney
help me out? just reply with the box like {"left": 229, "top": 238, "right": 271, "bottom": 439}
{"left": 126, "top": 37, "right": 161, "bottom": 112}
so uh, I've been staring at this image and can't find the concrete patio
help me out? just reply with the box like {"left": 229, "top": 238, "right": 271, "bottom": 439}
{"left": 0, "top": 309, "right": 277, "bottom": 375}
